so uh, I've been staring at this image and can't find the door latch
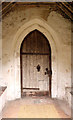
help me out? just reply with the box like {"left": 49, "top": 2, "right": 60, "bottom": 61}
{"left": 45, "top": 68, "right": 52, "bottom": 76}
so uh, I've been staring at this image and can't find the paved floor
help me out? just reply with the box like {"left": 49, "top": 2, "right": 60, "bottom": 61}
{"left": 2, "top": 96, "right": 71, "bottom": 118}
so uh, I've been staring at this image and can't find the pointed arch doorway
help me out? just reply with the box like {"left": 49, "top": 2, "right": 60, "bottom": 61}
{"left": 20, "top": 30, "right": 52, "bottom": 97}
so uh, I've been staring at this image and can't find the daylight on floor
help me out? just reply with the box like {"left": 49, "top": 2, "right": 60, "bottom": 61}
{"left": 0, "top": 1, "right": 73, "bottom": 119}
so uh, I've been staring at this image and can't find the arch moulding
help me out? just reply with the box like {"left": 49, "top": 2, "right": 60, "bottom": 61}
{"left": 13, "top": 18, "right": 58, "bottom": 99}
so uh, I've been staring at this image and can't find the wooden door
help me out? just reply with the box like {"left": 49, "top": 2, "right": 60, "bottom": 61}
{"left": 20, "top": 30, "right": 51, "bottom": 97}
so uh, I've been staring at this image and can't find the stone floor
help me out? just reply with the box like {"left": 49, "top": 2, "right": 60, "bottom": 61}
{"left": 2, "top": 96, "right": 71, "bottom": 118}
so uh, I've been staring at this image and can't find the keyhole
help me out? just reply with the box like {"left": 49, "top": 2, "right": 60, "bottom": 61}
{"left": 37, "top": 65, "right": 40, "bottom": 72}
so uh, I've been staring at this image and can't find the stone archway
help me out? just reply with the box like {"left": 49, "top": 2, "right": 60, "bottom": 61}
{"left": 13, "top": 18, "right": 58, "bottom": 99}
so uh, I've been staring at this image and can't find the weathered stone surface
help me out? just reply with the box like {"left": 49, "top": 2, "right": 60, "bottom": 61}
{"left": 1, "top": 5, "right": 71, "bottom": 106}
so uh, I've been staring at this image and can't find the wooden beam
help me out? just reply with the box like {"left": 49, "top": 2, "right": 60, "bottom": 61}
{"left": 16, "top": 2, "right": 54, "bottom": 5}
{"left": 2, "top": 3, "right": 16, "bottom": 17}
{"left": 61, "top": 2, "right": 73, "bottom": 14}
{"left": 21, "top": 53, "right": 49, "bottom": 55}
{"left": 2, "top": 2, "right": 13, "bottom": 12}
{"left": 23, "top": 88, "right": 39, "bottom": 90}
{"left": 57, "top": 2, "right": 73, "bottom": 20}
{"left": 22, "top": 91, "right": 49, "bottom": 97}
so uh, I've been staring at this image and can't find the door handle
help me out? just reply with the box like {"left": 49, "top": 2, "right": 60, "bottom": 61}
{"left": 45, "top": 68, "right": 52, "bottom": 76}
{"left": 45, "top": 68, "right": 49, "bottom": 75}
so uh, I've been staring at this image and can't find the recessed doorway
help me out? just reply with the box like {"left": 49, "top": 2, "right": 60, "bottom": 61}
{"left": 20, "top": 30, "right": 52, "bottom": 97}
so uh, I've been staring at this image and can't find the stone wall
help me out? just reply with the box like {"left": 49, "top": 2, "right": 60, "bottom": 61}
{"left": 2, "top": 5, "right": 71, "bottom": 102}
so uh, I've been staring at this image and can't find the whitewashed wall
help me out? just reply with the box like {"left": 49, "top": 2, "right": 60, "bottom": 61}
{"left": 2, "top": 5, "right": 71, "bottom": 101}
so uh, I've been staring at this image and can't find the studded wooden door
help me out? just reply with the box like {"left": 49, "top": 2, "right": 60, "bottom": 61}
{"left": 20, "top": 30, "right": 51, "bottom": 96}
